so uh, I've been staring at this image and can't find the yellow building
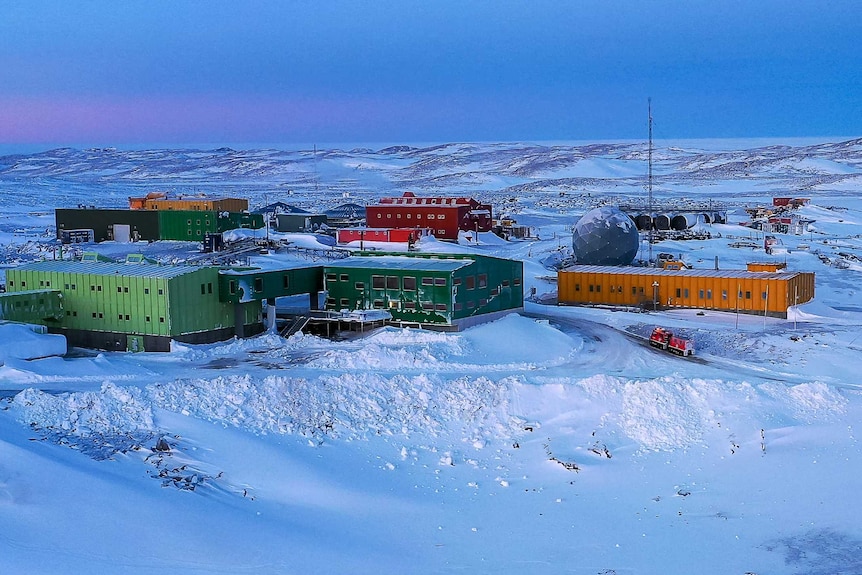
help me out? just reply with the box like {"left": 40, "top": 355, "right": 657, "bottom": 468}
{"left": 557, "top": 264, "right": 814, "bottom": 318}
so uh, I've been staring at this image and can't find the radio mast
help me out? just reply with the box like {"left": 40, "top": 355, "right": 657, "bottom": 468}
{"left": 647, "top": 98, "right": 654, "bottom": 266}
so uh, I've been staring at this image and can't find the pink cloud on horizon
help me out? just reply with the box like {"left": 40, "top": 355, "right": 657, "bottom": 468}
{"left": 0, "top": 94, "right": 469, "bottom": 146}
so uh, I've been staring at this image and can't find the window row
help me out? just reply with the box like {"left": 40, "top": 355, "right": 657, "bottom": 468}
{"left": 376, "top": 212, "right": 447, "bottom": 220}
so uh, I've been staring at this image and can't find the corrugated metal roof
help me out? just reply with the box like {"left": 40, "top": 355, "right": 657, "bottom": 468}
{"left": 13, "top": 260, "right": 210, "bottom": 279}
{"left": 560, "top": 265, "right": 807, "bottom": 280}
{"left": 326, "top": 256, "right": 471, "bottom": 272}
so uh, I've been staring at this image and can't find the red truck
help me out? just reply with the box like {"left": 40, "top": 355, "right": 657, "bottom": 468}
{"left": 649, "top": 327, "right": 695, "bottom": 356}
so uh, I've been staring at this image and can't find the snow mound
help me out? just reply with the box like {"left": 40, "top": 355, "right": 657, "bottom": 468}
{"left": 148, "top": 372, "right": 521, "bottom": 444}
{"left": 0, "top": 323, "right": 66, "bottom": 362}
{"left": 10, "top": 382, "right": 155, "bottom": 436}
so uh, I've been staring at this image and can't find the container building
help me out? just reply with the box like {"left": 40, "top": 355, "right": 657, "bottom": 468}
{"left": 558, "top": 264, "right": 814, "bottom": 318}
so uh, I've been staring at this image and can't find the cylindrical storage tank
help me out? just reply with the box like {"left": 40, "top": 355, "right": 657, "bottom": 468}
{"left": 635, "top": 214, "right": 653, "bottom": 230}
{"left": 671, "top": 213, "right": 698, "bottom": 230}
{"left": 654, "top": 213, "right": 671, "bottom": 230}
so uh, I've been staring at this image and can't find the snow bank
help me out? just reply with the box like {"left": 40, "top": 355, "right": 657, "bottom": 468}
{"left": 0, "top": 323, "right": 66, "bottom": 362}
{"left": 10, "top": 382, "right": 155, "bottom": 435}
{"left": 148, "top": 372, "right": 521, "bottom": 444}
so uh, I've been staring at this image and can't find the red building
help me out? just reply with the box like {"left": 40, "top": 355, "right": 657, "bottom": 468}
{"left": 337, "top": 227, "right": 431, "bottom": 245}
{"left": 365, "top": 192, "right": 492, "bottom": 240}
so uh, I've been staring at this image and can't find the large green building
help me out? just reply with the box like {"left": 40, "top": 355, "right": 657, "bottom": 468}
{"left": 55, "top": 208, "right": 264, "bottom": 243}
{"left": 322, "top": 252, "right": 523, "bottom": 330}
{"left": 5, "top": 260, "right": 264, "bottom": 352}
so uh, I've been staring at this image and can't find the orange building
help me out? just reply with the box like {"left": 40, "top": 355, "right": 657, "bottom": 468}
{"left": 129, "top": 193, "right": 248, "bottom": 212}
{"left": 557, "top": 265, "right": 814, "bottom": 318}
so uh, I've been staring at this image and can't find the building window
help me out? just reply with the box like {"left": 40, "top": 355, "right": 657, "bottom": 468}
{"left": 254, "top": 278, "right": 263, "bottom": 292}
{"left": 596, "top": 284, "right": 601, "bottom": 293}
{"left": 477, "top": 274, "right": 487, "bottom": 288}
{"left": 355, "top": 281, "right": 365, "bottom": 290}
{"left": 201, "top": 284, "right": 207, "bottom": 295}
{"left": 454, "top": 302, "right": 463, "bottom": 311}
{"left": 676, "top": 288, "right": 681, "bottom": 297}
{"left": 745, "top": 291, "right": 752, "bottom": 299}
{"left": 157, "top": 288, "right": 163, "bottom": 295}
{"left": 65, "top": 283, "right": 70, "bottom": 289}
{"left": 403, "top": 277, "right": 417, "bottom": 291}
{"left": 144, "top": 288, "right": 150, "bottom": 295}
{"left": 207, "top": 283, "right": 213, "bottom": 294}
{"left": 699, "top": 290, "right": 704, "bottom": 299}
{"left": 433, "top": 278, "right": 445, "bottom": 287}
{"left": 326, "top": 273, "right": 337, "bottom": 282}
{"left": 377, "top": 214, "right": 382, "bottom": 219}
{"left": 706, "top": 290, "right": 712, "bottom": 299}
{"left": 125, "top": 314, "right": 130, "bottom": 320}
{"left": 467, "top": 300, "right": 476, "bottom": 309}
{"left": 435, "top": 303, "right": 447, "bottom": 311}
{"left": 340, "top": 274, "right": 349, "bottom": 282}
{"left": 684, "top": 289, "right": 689, "bottom": 298}
{"left": 159, "top": 317, "right": 165, "bottom": 323}
{"left": 589, "top": 285, "right": 594, "bottom": 292}
{"left": 422, "top": 277, "right": 434, "bottom": 286}
{"left": 146, "top": 316, "right": 151, "bottom": 322}
{"left": 513, "top": 278, "right": 521, "bottom": 286}
{"left": 118, "top": 314, "right": 123, "bottom": 320}
{"left": 387, "top": 214, "right": 392, "bottom": 219}
{"left": 373, "top": 299, "right": 384, "bottom": 308}
{"left": 97, "top": 285, "right": 102, "bottom": 291}
{"left": 282, "top": 275, "right": 290, "bottom": 289}
{"left": 372, "top": 275, "right": 385, "bottom": 289}
{"left": 479, "top": 298, "right": 487, "bottom": 306}
{"left": 92, "top": 312, "right": 97, "bottom": 318}
{"left": 229, "top": 281, "right": 236, "bottom": 295}
{"left": 99, "top": 313, "right": 103, "bottom": 319}
{"left": 404, "top": 301, "right": 416, "bottom": 309}
{"left": 722, "top": 290, "right": 728, "bottom": 300}
{"left": 422, "top": 302, "right": 434, "bottom": 310}
{"left": 631, "top": 286, "right": 637, "bottom": 295}
{"left": 575, "top": 283, "right": 581, "bottom": 292}
{"left": 428, "top": 214, "right": 435, "bottom": 220}
{"left": 340, "top": 298, "right": 349, "bottom": 307}
{"left": 386, "top": 276, "right": 399, "bottom": 290}
{"left": 762, "top": 291, "right": 768, "bottom": 300}
{"left": 466, "top": 276, "right": 475, "bottom": 290}
{"left": 453, "top": 277, "right": 462, "bottom": 286}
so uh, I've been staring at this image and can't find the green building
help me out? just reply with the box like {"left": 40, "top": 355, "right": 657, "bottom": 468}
{"left": 55, "top": 208, "right": 264, "bottom": 243}
{"left": 322, "top": 252, "right": 523, "bottom": 330}
{"left": 0, "top": 290, "right": 64, "bottom": 324}
{"left": 5, "top": 260, "right": 264, "bottom": 352}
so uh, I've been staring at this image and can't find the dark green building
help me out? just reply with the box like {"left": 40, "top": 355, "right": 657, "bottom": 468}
{"left": 323, "top": 252, "right": 523, "bottom": 330}
{"left": 55, "top": 208, "right": 264, "bottom": 243}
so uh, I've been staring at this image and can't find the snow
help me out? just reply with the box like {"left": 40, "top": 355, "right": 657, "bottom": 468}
{"left": 3, "top": 139, "right": 862, "bottom": 574}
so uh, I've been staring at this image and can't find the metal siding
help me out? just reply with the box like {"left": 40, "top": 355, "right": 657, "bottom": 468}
{"left": 55, "top": 209, "right": 160, "bottom": 242}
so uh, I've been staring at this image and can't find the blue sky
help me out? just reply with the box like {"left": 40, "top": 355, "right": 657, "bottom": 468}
{"left": 1, "top": 1, "right": 860, "bottom": 149}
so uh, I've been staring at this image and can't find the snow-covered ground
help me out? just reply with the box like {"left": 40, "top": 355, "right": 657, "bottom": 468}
{"left": 2, "top": 139, "right": 862, "bottom": 574}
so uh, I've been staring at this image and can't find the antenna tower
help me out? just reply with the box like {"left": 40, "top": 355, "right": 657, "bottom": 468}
{"left": 647, "top": 98, "right": 654, "bottom": 265}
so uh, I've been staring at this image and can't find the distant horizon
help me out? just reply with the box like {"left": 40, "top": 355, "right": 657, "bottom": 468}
{"left": 2, "top": 134, "right": 861, "bottom": 157}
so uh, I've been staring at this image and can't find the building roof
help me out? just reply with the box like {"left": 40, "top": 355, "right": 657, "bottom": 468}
{"left": 12, "top": 260, "right": 211, "bottom": 279}
{"left": 560, "top": 265, "right": 807, "bottom": 281}
{"left": 326, "top": 256, "right": 471, "bottom": 273}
